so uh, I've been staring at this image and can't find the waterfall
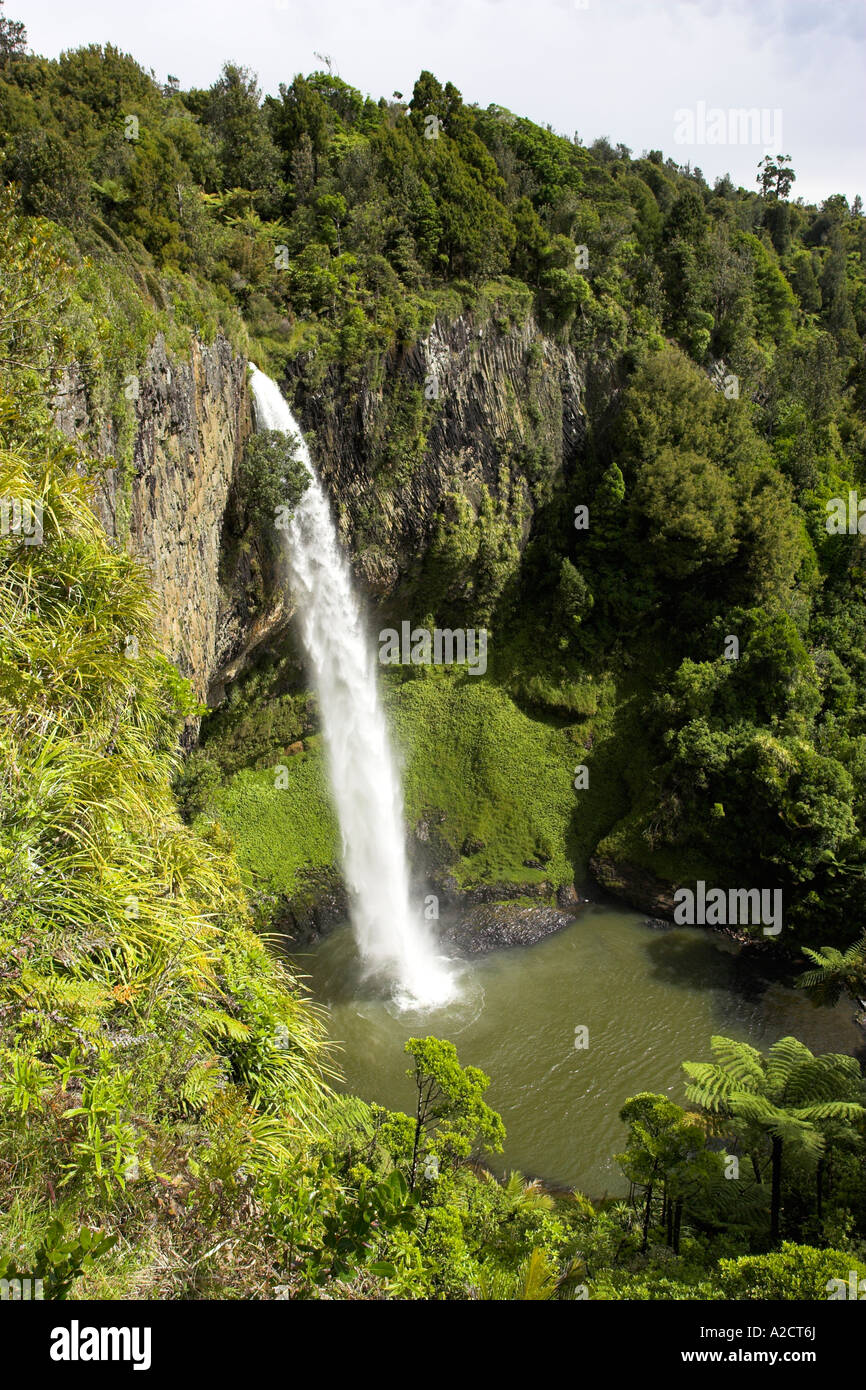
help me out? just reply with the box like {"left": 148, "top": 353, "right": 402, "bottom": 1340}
{"left": 248, "top": 366, "right": 454, "bottom": 1008}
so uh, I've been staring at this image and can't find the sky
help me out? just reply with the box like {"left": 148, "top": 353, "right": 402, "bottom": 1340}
{"left": 13, "top": 0, "right": 866, "bottom": 205}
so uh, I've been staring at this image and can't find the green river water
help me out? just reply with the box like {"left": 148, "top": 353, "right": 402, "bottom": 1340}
{"left": 290, "top": 903, "right": 865, "bottom": 1196}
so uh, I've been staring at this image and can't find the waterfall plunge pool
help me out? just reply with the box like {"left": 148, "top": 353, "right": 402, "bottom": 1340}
{"left": 289, "top": 903, "right": 865, "bottom": 1195}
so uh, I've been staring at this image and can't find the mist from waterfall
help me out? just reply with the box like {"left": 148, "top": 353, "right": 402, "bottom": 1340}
{"left": 248, "top": 365, "right": 454, "bottom": 1009}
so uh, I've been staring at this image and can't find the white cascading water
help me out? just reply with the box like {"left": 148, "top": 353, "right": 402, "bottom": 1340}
{"left": 248, "top": 366, "right": 454, "bottom": 1008}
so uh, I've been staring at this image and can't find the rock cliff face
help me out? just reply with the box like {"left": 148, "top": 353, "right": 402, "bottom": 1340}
{"left": 53, "top": 332, "right": 266, "bottom": 703}
{"left": 589, "top": 854, "right": 677, "bottom": 920}
{"left": 54, "top": 311, "right": 585, "bottom": 701}
{"left": 286, "top": 312, "right": 586, "bottom": 598}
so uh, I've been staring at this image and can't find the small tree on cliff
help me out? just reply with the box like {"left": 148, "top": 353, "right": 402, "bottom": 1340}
{"left": 404, "top": 1036, "right": 504, "bottom": 1191}
{"left": 235, "top": 427, "right": 309, "bottom": 539}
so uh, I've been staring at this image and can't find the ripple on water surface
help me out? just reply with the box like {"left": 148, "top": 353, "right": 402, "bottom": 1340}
{"left": 291, "top": 904, "right": 865, "bottom": 1194}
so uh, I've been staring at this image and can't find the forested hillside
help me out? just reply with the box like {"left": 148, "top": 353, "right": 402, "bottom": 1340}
{"left": 1, "top": 7, "right": 865, "bottom": 1301}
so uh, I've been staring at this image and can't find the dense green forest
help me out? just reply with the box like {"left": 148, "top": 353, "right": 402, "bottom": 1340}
{"left": 1, "top": 5, "right": 865, "bottom": 1300}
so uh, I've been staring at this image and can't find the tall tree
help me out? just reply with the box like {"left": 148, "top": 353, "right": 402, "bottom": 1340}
{"left": 616, "top": 1092, "right": 718, "bottom": 1253}
{"left": 204, "top": 63, "right": 280, "bottom": 198}
{"left": 757, "top": 154, "right": 796, "bottom": 200}
{"left": 0, "top": 0, "right": 25, "bottom": 66}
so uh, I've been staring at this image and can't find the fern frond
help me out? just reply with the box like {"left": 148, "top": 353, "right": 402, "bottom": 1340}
{"left": 765, "top": 1036, "right": 814, "bottom": 1097}
{"left": 197, "top": 1008, "right": 252, "bottom": 1042}
{"left": 708, "top": 1036, "right": 765, "bottom": 1089}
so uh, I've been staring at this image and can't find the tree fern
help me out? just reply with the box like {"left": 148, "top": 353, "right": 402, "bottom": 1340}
{"left": 798, "top": 934, "right": 866, "bottom": 1005}
{"left": 683, "top": 1035, "right": 866, "bottom": 1242}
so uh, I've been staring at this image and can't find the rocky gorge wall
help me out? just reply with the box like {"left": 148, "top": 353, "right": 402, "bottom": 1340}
{"left": 53, "top": 309, "right": 587, "bottom": 703}
{"left": 51, "top": 306, "right": 668, "bottom": 938}
{"left": 52, "top": 331, "right": 277, "bottom": 704}
{"left": 287, "top": 311, "right": 587, "bottom": 603}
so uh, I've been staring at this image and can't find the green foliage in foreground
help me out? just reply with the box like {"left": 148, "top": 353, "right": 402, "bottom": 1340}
{"left": 0, "top": 441, "right": 335, "bottom": 1297}
{"left": 683, "top": 1036, "right": 865, "bottom": 1243}
{"left": 716, "top": 1243, "right": 866, "bottom": 1300}
{"left": 404, "top": 1037, "right": 504, "bottom": 1190}
{"left": 0, "top": 1222, "right": 117, "bottom": 1300}
{"left": 798, "top": 931, "right": 866, "bottom": 1009}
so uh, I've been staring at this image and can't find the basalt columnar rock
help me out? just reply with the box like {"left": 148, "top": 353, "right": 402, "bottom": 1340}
{"left": 52, "top": 331, "right": 281, "bottom": 705}
{"left": 53, "top": 311, "right": 585, "bottom": 705}
{"left": 286, "top": 311, "right": 586, "bottom": 602}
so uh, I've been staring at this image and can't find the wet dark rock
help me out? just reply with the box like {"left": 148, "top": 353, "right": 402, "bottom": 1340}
{"left": 271, "top": 870, "right": 348, "bottom": 945}
{"left": 441, "top": 902, "right": 579, "bottom": 955}
{"left": 428, "top": 872, "right": 558, "bottom": 906}
{"left": 590, "top": 854, "right": 677, "bottom": 919}
{"left": 431, "top": 872, "right": 461, "bottom": 906}
{"left": 556, "top": 883, "right": 581, "bottom": 910}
